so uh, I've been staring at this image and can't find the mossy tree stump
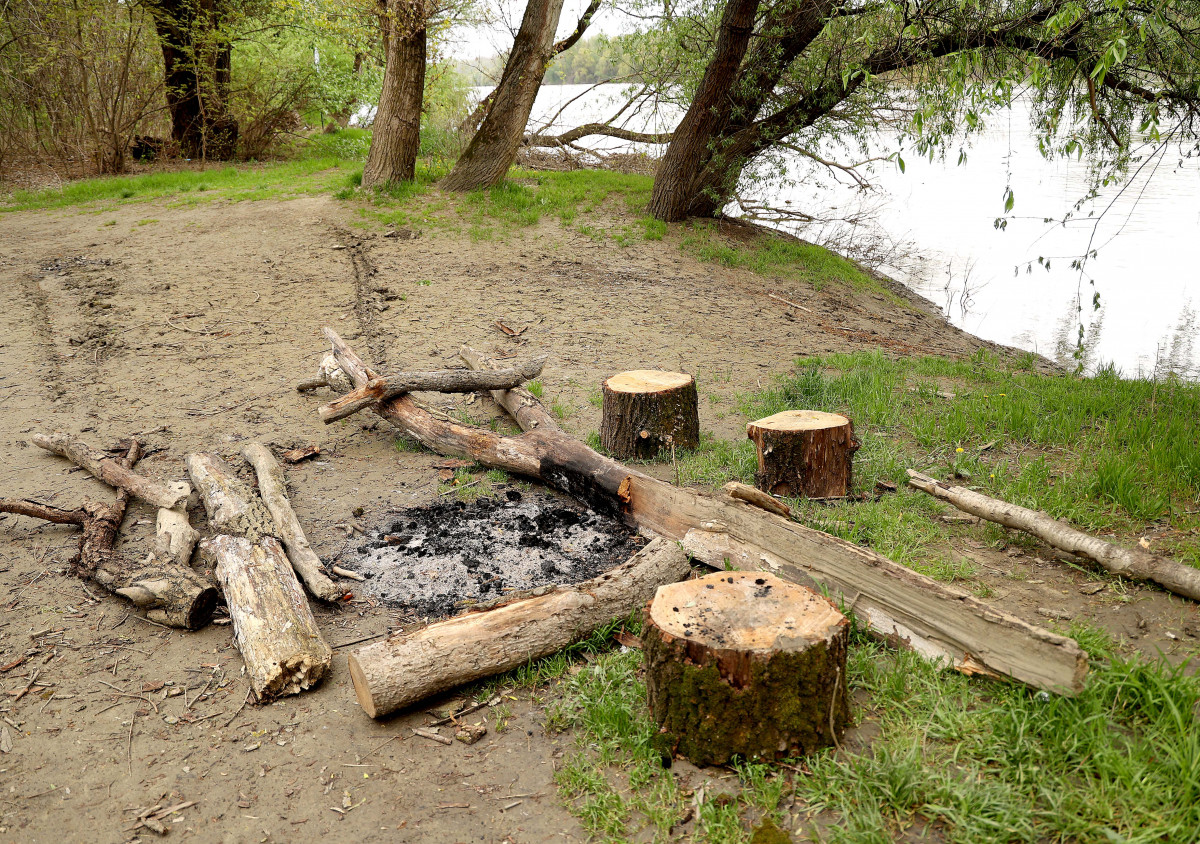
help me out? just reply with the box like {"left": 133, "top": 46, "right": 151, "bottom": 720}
{"left": 600, "top": 370, "right": 699, "bottom": 460}
{"left": 746, "top": 410, "right": 859, "bottom": 498}
{"left": 642, "top": 571, "right": 850, "bottom": 766}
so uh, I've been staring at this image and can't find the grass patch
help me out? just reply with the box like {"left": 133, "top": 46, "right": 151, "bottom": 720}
{"left": 677, "top": 349, "right": 1200, "bottom": 573}
{"left": 547, "top": 626, "right": 1200, "bottom": 843}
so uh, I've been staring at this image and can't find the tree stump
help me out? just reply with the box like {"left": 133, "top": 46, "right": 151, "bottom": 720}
{"left": 600, "top": 370, "right": 699, "bottom": 460}
{"left": 746, "top": 410, "right": 859, "bottom": 498}
{"left": 642, "top": 571, "right": 849, "bottom": 766}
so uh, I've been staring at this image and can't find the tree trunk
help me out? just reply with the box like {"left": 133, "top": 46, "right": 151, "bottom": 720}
{"left": 317, "top": 329, "right": 1089, "bottom": 695}
{"left": 643, "top": 571, "right": 849, "bottom": 765}
{"left": 440, "top": 0, "right": 568, "bottom": 191}
{"left": 148, "top": 0, "right": 238, "bottom": 160}
{"left": 646, "top": 0, "right": 761, "bottom": 222}
{"left": 747, "top": 410, "right": 859, "bottom": 498}
{"left": 349, "top": 537, "right": 691, "bottom": 718}
{"left": 362, "top": 0, "right": 427, "bottom": 189}
{"left": 600, "top": 371, "right": 700, "bottom": 460}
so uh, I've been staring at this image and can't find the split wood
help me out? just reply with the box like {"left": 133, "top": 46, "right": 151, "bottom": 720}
{"left": 318, "top": 354, "right": 548, "bottom": 423}
{"left": 241, "top": 443, "right": 344, "bottom": 601}
{"left": 907, "top": 470, "right": 1200, "bottom": 602}
{"left": 319, "top": 328, "right": 1087, "bottom": 695}
{"left": 187, "top": 453, "right": 332, "bottom": 699}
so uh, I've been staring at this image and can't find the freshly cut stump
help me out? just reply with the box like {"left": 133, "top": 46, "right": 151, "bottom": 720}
{"left": 746, "top": 410, "right": 859, "bottom": 498}
{"left": 643, "top": 571, "right": 849, "bottom": 766}
{"left": 601, "top": 370, "right": 699, "bottom": 460}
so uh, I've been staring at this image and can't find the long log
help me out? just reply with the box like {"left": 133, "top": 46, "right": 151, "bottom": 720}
{"left": 319, "top": 355, "right": 548, "bottom": 424}
{"left": 321, "top": 329, "right": 1088, "bottom": 694}
{"left": 348, "top": 537, "right": 691, "bottom": 718}
{"left": 32, "top": 431, "right": 191, "bottom": 510}
{"left": 240, "top": 443, "right": 344, "bottom": 602}
{"left": 0, "top": 443, "right": 216, "bottom": 629}
{"left": 187, "top": 453, "right": 332, "bottom": 698}
{"left": 907, "top": 470, "right": 1200, "bottom": 602}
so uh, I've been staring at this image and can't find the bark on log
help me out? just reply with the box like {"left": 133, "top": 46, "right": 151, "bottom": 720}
{"left": 600, "top": 370, "right": 700, "bottom": 460}
{"left": 746, "top": 411, "right": 859, "bottom": 498}
{"left": 643, "top": 571, "right": 849, "bottom": 765}
{"left": 907, "top": 470, "right": 1200, "bottom": 602}
{"left": 187, "top": 453, "right": 332, "bottom": 698}
{"left": 348, "top": 537, "right": 691, "bottom": 718}
{"left": 32, "top": 431, "right": 192, "bottom": 509}
{"left": 240, "top": 443, "right": 344, "bottom": 602}
{"left": 318, "top": 355, "right": 548, "bottom": 424}
{"left": 319, "top": 328, "right": 1088, "bottom": 694}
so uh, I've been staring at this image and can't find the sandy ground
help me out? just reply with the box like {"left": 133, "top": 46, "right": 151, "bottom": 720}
{"left": 1, "top": 192, "right": 1196, "bottom": 843}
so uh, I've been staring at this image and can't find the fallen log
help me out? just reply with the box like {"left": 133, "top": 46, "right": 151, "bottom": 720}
{"left": 348, "top": 537, "right": 691, "bottom": 718}
{"left": 0, "top": 442, "right": 216, "bottom": 629}
{"left": 187, "top": 453, "right": 332, "bottom": 698}
{"left": 643, "top": 572, "right": 849, "bottom": 765}
{"left": 319, "top": 354, "right": 548, "bottom": 424}
{"left": 240, "top": 443, "right": 344, "bottom": 602}
{"left": 321, "top": 329, "right": 1088, "bottom": 694}
{"left": 907, "top": 470, "right": 1200, "bottom": 602}
{"left": 32, "top": 431, "right": 191, "bottom": 510}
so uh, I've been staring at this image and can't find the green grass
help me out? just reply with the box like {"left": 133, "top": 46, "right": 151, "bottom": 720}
{"left": 546, "top": 625, "right": 1200, "bottom": 843}
{"left": 677, "top": 349, "right": 1200, "bottom": 575}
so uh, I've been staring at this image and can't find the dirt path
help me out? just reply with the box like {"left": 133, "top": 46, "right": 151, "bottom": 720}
{"left": 0, "top": 192, "right": 1190, "bottom": 843}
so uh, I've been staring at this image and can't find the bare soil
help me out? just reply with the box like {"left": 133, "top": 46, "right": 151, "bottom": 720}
{"left": 0, "top": 192, "right": 1196, "bottom": 843}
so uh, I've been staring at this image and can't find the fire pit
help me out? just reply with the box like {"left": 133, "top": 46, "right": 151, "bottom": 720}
{"left": 341, "top": 489, "right": 645, "bottom": 618}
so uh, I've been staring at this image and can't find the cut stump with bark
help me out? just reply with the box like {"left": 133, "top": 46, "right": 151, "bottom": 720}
{"left": 747, "top": 411, "right": 859, "bottom": 498}
{"left": 643, "top": 571, "right": 849, "bottom": 766}
{"left": 601, "top": 370, "right": 699, "bottom": 460}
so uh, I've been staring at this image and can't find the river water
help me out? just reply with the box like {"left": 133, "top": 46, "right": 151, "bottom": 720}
{"left": 514, "top": 83, "right": 1200, "bottom": 377}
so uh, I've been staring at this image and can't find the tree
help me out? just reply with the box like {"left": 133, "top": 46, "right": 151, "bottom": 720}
{"left": 142, "top": 0, "right": 244, "bottom": 160}
{"left": 440, "top": 0, "right": 599, "bottom": 191}
{"left": 362, "top": 0, "right": 428, "bottom": 187}
{"left": 639, "top": 0, "right": 1200, "bottom": 222}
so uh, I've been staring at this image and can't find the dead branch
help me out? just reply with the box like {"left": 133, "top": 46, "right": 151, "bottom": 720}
{"left": 318, "top": 355, "right": 548, "bottom": 424}
{"left": 907, "top": 470, "right": 1200, "bottom": 602}
{"left": 32, "top": 431, "right": 191, "bottom": 509}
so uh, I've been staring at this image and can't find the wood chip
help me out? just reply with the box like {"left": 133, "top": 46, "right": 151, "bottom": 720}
{"left": 454, "top": 724, "right": 487, "bottom": 745}
{"left": 0, "top": 725, "right": 12, "bottom": 753}
{"left": 1037, "top": 607, "right": 1072, "bottom": 621}
{"left": 282, "top": 445, "right": 320, "bottom": 463}
{"left": 614, "top": 630, "right": 642, "bottom": 649}
{"left": 1080, "top": 583, "right": 1107, "bottom": 595}
{"left": 0, "top": 657, "right": 26, "bottom": 672}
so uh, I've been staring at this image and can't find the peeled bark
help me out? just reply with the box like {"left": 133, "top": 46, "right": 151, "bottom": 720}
{"left": 362, "top": 0, "right": 427, "bottom": 189}
{"left": 440, "top": 0, "right": 568, "bottom": 191}
{"left": 600, "top": 371, "right": 700, "bottom": 460}
{"left": 349, "top": 537, "right": 691, "bottom": 718}
{"left": 316, "top": 328, "right": 1088, "bottom": 694}
{"left": 907, "top": 470, "right": 1200, "bottom": 602}
{"left": 240, "top": 443, "right": 344, "bottom": 602}
{"left": 746, "top": 410, "right": 859, "bottom": 498}
{"left": 643, "top": 571, "right": 849, "bottom": 765}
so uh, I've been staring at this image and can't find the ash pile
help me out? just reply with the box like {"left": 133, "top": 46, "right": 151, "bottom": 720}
{"left": 343, "top": 489, "right": 645, "bottom": 618}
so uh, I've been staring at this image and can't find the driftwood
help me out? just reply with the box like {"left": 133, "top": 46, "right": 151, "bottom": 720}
{"left": 0, "top": 441, "right": 216, "bottom": 629}
{"left": 319, "top": 329, "right": 1087, "bottom": 694}
{"left": 32, "top": 431, "right": 192, "bottom": 510}
{"left": 187, "top": 453, "right": 332, "bottom": 699}
{"left": 318, "top": 354, "right": 548, "bottom": 424}
{"left": 907, "top": 470, "right": 1200, "bottom": 602}
{"left": 348, "top": 537, "right": 691, "bottom": 718}
{"left": 240, "top": 443, "right": 344, "bottom": 602}
{"left": 643, "top": 571, "right": 849, "bottom": 765}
